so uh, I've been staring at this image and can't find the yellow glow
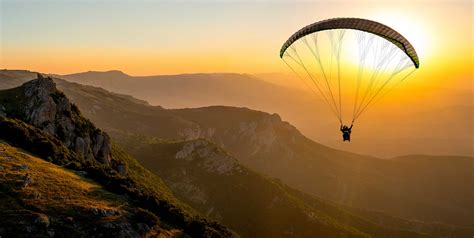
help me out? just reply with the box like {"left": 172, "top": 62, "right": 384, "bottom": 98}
{"left": 369, "top": 12, "right": 431, "bottom": 61}
{"left": 1, "top": 1, "right": 472, "bottom": 93}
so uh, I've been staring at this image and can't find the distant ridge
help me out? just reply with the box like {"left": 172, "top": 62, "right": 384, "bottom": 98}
{"left": 63, "top": 70, "right": 131, "bottom": 80}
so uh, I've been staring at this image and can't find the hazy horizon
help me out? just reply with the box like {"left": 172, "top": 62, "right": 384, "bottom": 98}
{"left": 2, "top": 0, "right": 472, "bottom": 88}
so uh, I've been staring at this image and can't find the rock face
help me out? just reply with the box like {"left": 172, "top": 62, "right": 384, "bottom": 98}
{"left": 146, "top": 139, "right": 243, "bottom": 221}
{"left": 3, "top": 74, "right": 113, "bottom": 165}
{"left": 179, "top": 110, "right": 301, "bottom": 169}
{"left": 0, "top": 105, "right": 5, "bottom": 117}
{"left": 175, "top": 139, "right": 238, "bottom": 175}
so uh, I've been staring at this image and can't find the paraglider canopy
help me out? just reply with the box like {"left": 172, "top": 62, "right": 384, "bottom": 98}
{"left": 279, "top": 17, "right": 420, "bottom": 129}
{"left": 280, "top": 17, "right": 419, "bottom": 68}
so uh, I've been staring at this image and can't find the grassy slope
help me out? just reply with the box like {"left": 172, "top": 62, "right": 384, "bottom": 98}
{"left": 0, "top": 140, "right": 182, "bottom": 237}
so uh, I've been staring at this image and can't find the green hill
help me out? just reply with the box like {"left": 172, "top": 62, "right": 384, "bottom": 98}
{"left": 0, "top": 140, "right": 182, "bottom": 237}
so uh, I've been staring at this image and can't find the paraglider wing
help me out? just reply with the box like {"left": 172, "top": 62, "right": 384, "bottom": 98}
{"left": 280, "top": 18, "right": 419, "bottom": 68}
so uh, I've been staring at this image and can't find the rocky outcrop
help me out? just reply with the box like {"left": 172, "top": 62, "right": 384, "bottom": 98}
{"left": 175, "top": 139, "right": 239, "bottom": 175}
{"left": 236, "top": 113, "right": 287, "bottom": 153}
{"left": 0, "top": 105, "right": 5, "bottom": 117}
{"left": 190, "top": 112, "right": 300, "bottom": 165}
{"left": 178, "top": 124, "right": 203, "bottom": 140}
{"left": 2, "top": 74, "right": 113, "bottom": 165}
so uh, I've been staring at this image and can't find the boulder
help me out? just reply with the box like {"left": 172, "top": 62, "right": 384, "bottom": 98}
{"left": 34, "top": 213, "right": 50, "bottom": 228}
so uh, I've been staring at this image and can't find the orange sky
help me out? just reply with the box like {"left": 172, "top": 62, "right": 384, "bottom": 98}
{"left": 1, "top": 1, "right": 472, "bottom": 90}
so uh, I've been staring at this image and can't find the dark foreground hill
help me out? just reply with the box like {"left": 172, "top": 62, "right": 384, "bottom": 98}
{"left": 0, "top": 75, "right": 234, "bottom": 237}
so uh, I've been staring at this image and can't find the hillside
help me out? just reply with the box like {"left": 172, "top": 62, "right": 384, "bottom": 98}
{"left": 172, "top": 106, "right": 474, "bottom": 227}
{"left": 117, "top": 136, "right": 474, "bottom": 238}
{"left": 60, "top": 70, "right": 320, "bottom": 113}
{"left": 0, "top": 75, "right": 235, "bottom": 237}
{"left": 0, "top": 140, "right": 182, "bottom": 237}
{"left": 121, "top": 138, "right": 374, "bottom": 238}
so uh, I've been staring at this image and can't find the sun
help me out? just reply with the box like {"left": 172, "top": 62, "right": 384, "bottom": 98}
{"left": 368, "top": 12, "right": 430, "bottom": 61}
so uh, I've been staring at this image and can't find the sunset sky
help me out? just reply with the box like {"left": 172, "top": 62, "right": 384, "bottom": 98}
{"left": 1, "top": 0, "right": 472, "bottom": 89}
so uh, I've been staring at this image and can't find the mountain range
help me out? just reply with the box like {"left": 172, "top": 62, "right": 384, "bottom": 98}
{"left": 48, "top": 71, "right": 474, "bottom": 227}
{"left": 57, "top": 70, "right": 473, "bottom": 158}
{"left": 1, "top": 70, "right": 473, "bottom": 237}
